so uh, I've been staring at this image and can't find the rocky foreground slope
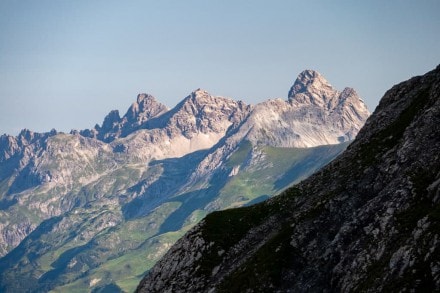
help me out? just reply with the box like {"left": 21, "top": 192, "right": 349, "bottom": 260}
{"left": 0, "top": 70, "right": 368, "bottom": 292}
{"left": 137, "top": 66, "right": 440, "bottom": 292}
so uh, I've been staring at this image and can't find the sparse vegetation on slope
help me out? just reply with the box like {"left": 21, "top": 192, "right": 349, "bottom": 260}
{"left": 0, "top": 70, "right": 368, "bottom": 292}
{"left": 137, "top": 65, "right": 440, "bottom": 292}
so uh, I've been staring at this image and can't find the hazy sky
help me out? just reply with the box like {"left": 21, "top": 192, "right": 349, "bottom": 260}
{"left": 1, "top": 1, "right": 439, "bottom": 135}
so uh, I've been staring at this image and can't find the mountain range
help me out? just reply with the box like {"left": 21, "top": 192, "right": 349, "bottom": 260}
{"left": 0, "top": 70, "right": 369, "bottom": 292}
{"left": 137, "top": 66, "right": 440, "bottom": 292}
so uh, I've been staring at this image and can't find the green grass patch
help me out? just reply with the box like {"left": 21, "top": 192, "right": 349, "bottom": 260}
{"left": 183, "top": 209, "right": 209, "bottom": 227}
{"left": 46, "top": 202, "right": 183, "bottom": 292}
{"left": 218, "top": 144, "right": 346, "bottom": 209}
{"left": 225, "top": 140, "right": 252, "bottom": 167}
{"left": 195, "top": 189, "right": 302, "bottom": 278}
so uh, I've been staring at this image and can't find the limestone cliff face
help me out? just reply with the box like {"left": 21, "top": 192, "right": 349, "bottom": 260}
{"left": 186, "top": 70, "right": 369, "bottom": 185}
{"left": 0, "top": 70, "right": 369, "bottom": 292}
{"left": 241, "top": 70, "right": 369, "bottom": 148}
{"left": 137, "top": 66, "right": 440, "bottom": 292}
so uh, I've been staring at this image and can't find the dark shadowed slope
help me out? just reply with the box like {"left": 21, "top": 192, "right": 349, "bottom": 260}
{"left": 137, "top": 65, "right": 440, "bottom": 292}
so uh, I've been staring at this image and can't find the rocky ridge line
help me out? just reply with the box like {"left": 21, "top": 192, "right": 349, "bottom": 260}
{"left": 137, "top": 65, "right": 440, "bottom": 292}
{"left": 0, "top": 70, "right": 370, "bottom": 292}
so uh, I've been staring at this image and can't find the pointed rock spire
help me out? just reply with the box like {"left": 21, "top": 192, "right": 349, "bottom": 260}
{"left": 287, "top": 70, "right": 369, "bottom": 125}
{"left": 125, "top": 93, "right": 168, "bottom": 123}
{"left": 101, "top": 110, "right": 121, "bottom": 131}
{"left": 288, "top": 70, "right": 334, "bottom": 97}
{"left": 288, "top": 70, "right": 339, "bottom": 108}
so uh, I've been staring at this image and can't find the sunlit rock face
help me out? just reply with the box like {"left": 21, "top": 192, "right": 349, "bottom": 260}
{"left": 137, "top": 66, "right": 440, "bottom": 293}
{"left": 0, "top": 70, "right": 370, "bottom": 292}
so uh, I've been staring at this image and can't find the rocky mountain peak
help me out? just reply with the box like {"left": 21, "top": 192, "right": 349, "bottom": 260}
{"left": 188, "top": 88, "right": 210, "bottom": 102}
{"left": 339, "top": 86, "right": 357, "bottom": 99}
{"left": 16, "top": 128, "right": 57, "bottom": 145}
{"left": 100, "top": 110, "right": 121, "bottom": 131}
{"left": 17, "top": 129, "right": 34, "bottom": 143}
{"left": 78, "top": 93, "right": 169, "bottom": 142}
{"left": 136, "top": 93, "right": 155, "bottom": 104}
{"left": 163, "top": 90, "right": 249, "bottom": 139}
{"left": 175, "top": 89, "right": 242, "bottom": 115}
{"left": 192, "top": 88, "right": 207, "bottom": 95}
{"left": 186, "top": 89, "right": 217, "bottom": 106}
{"left": 0, "top": 69, "right": 375, "bottom": 292}
{"left": 136, "top": 66, "right": 440, "bottom": 293}
{"left": 237, "top": 70, "right": 370, "bottom": 148}
{"left": 336, "top": 87, "right": 368, "bottom": 111}
{"left": 286, "top": 70, "right": 369, "bottom": 141}
{"left": 288, "top": 69, "right": 335, "bottom": 99}
{"left": 126, "top": 93, "right": 168, "bottom": 123}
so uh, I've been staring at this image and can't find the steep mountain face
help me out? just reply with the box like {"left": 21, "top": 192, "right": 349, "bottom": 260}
{"left": 79, "top": 93, "right": 169, "bottom": 142}
{"left": 137, "top": 65, "right": 440, "bottom": 292}
{"left": 0, "top": 70, "right": 369, "bottom": 292}
{"left": 288, "top": 70, "right": 369, "bottom": 142}
{"left": 231, "top": 70, "right": 369, "bottom": 149}
{"left": 181, "top": 72, "right": 369, "bottom": 188}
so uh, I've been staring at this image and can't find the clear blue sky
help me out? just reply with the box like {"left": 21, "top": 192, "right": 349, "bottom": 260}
{"left": 1, "top": 0, "right": 439, "bottom": 135}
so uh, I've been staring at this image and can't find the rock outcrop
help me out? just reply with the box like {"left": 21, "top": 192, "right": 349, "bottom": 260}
{"left": 79, "top": 93, "right": 169, "bottom": 142}
{"left": 184, "top": 70, "right": 369, "bottom": 185}
{"left": 137, "top": 66, "right": 440, "bottom": 292}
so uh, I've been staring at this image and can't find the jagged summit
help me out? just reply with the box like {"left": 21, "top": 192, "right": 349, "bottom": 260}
{"left": 69, "top": 70, "right": 370, "bottom": 146}
{"left": 136, "top": 66, "right": 440, "bottom": 293}
{"left": 288, "top": 69, "right": 335, "bottom": 100}
{"left": 234, "top": 70, "right": 370, "bottom": 147}
{"left": 125, "top": 93, "right": 168, "bottom": 124}
{"left": 183, "top": 88, "right": 219, "bottom": 106}
{"left": 286, "top": 70, "right": 368, "bottom": 118}
{"left": 10, "top": 70, "right": 369, "bottom": 149}
{"left": 78, "top": 93, "right": 168, "bottom": 142}
{"left": 136, "top": 93, "right": 156, "bottom": 103}
{"left": 162, "top": 90, "right": 249, "bottom": 139}
{"left": 0, "top": 70, "right": 372, "bottom": 292}
{"left": 191, "top": 88, "right": 207, "bottom": 94}
{"left": 183, "top": 88, "right": 235, "bottom": 107}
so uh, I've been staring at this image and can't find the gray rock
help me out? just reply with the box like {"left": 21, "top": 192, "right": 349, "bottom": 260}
{"left": 137, "top": 65, "right": 440, "bottom": 292}
{"left": 0, "top": 70, "right": 369, "bottom": 292}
